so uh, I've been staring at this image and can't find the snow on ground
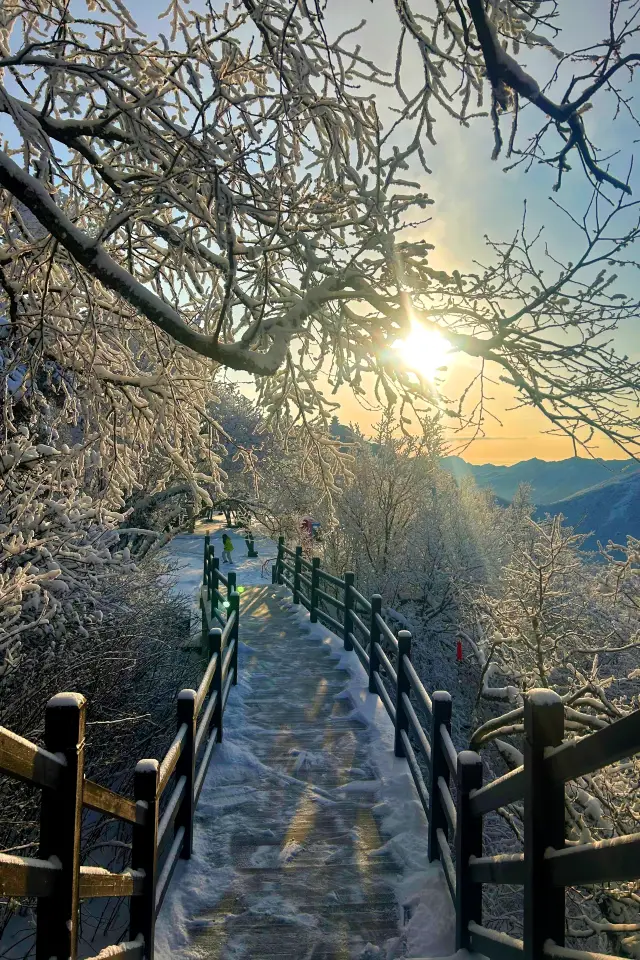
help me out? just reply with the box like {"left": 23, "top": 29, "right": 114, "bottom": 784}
{"left": 282, "top": 605, "right": 458, "bottom": 960}
{"left": 160, "top": 519, "right": 277, "bottom": 645}
{"left": 156, "top": 523, "right": 460, "bottom": 960}
{"left": 161, "top": 519, "right": 276, "bottom": 599}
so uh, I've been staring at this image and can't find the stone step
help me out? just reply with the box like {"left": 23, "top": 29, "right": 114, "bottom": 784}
{"left": 172, "top": 580, "right": 405, "bottom": 960}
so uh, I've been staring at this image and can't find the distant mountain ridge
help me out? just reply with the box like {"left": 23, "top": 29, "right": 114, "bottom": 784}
{"left": 440, "top": 455, "right": 640, "bottom": 505}
{"left": 535, "top": 471, "right": 640, "bottom": 548}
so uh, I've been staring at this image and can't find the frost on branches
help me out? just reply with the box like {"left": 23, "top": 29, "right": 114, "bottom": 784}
{"left": 0, "top": 1, "right": 639, "bottom": 458}
{"left": 458, "top": 518, "right": 640, "bottom": 953}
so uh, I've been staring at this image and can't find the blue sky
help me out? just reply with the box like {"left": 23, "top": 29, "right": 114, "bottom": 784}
{"left": 319, "top": 0, "right": 640, "bottom": 462}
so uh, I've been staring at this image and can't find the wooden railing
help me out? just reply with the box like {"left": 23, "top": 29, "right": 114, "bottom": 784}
{"left": 0, "top": 532, "right": 239, "bottom": 960}
{"left": 274, "top": 537, "right": 640, "bottom": 960}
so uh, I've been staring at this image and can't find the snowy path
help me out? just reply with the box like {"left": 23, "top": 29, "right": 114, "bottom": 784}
{"left": 157, "top": 523, "right": 455, "bottom": 960}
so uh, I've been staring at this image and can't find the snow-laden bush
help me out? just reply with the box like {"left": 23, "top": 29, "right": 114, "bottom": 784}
{"left": 0, "top": 560, "right": 196, "bottom": 950}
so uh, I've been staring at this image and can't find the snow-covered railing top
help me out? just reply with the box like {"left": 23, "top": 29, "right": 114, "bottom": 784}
{"left": 0, "top": 542, "right": 241, "bottom": 960}
{"left": 274, "top": 537, "right": 640, "bottom": 960}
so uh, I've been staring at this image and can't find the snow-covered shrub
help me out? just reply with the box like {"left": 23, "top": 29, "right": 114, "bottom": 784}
{"left": 0, "top": 560, "right": 196, "bottom": 949}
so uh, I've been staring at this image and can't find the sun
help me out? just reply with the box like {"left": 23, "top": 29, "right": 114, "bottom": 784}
{"left": 393, "top": 319, "right": 451, "bottom": 382}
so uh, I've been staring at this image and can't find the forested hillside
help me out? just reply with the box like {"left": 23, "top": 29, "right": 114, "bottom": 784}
{"left": 442, "top": 455, "right": 639, "bottom": 504}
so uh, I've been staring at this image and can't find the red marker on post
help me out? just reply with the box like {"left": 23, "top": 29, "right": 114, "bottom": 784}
{"left": 456, "top": 639, "right": 463, "bottom": 662}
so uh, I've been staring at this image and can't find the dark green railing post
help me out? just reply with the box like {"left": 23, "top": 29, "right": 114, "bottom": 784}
{"left": 394, "top": 630, "right": 411, "bottom": 757}
{"left": 293, "top": 545, "right": 302, "bottom": 604}
{"left": 428, "top": 690, "right": 452, "bottom": 862}
{"left": 523, "top": 690, "right": 565, "bottom": 960}
{"left": 210, "top": 556, "right": 220, "bottom": 619}
{"left": 456, "top": 751, "right": 483, "bottom": 950}
{"left": 276, "top": 536, "right": 285, "bottom": 584}
{"left": 204, "top": 533, "right": 210, "bottom": 591}
{"left": 310, "top": 557, "right": 320, "bottom": 623}
{"left": 130, "top": 759, "right": 159, "bottom": 958}
{"left": 36, "top": 693, "right": 85, "bottom": 960}
{"left": 368, "top": 594, "right": 382, "bottom": 694}
{"left": 210, "top": 627, "right": 224, "bottom": 742}
{"left": 246, "top": 534, "right": 258, "bottom": 557}
{"left": 343, "top": 572, "right": 355, "bottom": 650}
{"left": 227, "top": 569, "right": 236, "bottom": 602}
{"left": 206, "top": 628, "right": 219, "bottom": 739}
{"left": 229, "top": 590, "right": 240, "bottom": 685}
{"left": 176, "top": 689, "right": 196, "bottom": 859}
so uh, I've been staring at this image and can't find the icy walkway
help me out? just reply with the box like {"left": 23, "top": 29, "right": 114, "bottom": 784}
{"left": 157, "top": 524, "right": 455, "bottom": 960}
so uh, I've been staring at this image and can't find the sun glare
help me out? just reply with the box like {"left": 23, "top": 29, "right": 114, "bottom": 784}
{"left": 393, "top": 319, "right": 451, "bottom": 382}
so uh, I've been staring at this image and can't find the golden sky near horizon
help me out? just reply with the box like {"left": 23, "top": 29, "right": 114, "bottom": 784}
{"left": 335, "top": 382, "right": 628, "bottom": 466}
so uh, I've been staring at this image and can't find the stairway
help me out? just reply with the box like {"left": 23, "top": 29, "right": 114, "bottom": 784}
{"left": 162, "top": 585, "right": 406, "bottom": 960}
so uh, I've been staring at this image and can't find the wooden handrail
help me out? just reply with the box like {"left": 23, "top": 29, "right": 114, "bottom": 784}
{"left": 276, "top": 537, "right": 640, "bottom": 960}
{"left": 0, "top": 727, "right": 66, "bottom": 789}
{"left": 83, "top": 779, "right": 142, "bottom": 826}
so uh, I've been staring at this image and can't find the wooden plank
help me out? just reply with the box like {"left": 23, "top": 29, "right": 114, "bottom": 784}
{"left": 349, "top": 633, "right": 370, "bottom": 670}
{"left": 37, "top": 692, "right": 85, "bottom": 960}
{"left": 212, "top": 608, "right": 225, "bottom": 626}
{"left": 158, "top": 724, "right": 187, "bottom": 795}
{"left": 375, "top": 613, "right": 398, "bottom": 649}
{"left": 83, "top": 779, "right": 141, "bottom": 825}
{"left": 0, "top": 726, "right": 66, "bottom": 789}
{"left": 468, "top": 924, "right": 524, "bottom": 960}
{"left": 85, "top": 938, "right": 144, "bottom": 960}
{"left": 373, "top": 642, "right": 397, "bottom": 686}
{"left": 130, "top": 760, "right": 159, "bottom": 952}
{"left": 545, "top": 831, "right": 640, "bottom": 886}
{"left": 221, "top": 637, "right": 235, "bottom": 681}
{"left": 524, "top": 691, "right": 565, "bottom": 956}
{"left": 195, "top": 728, "right": 217, "bottom": 805}
{"left": 317, "top": 569, "right": 344, "bottom": 588}
{"left": 221, "top": 609, "right": 237, "bottom": 645}
{"left": 316, "top": 587, "right": 345, "bottom": 610}
{"left": 468, "top": 853, "right": 525, "bottom": 885}
{"left": 195, "top": 692, "right": 218, "bottom": 757}
{"left": 194, "top": 652, "right": 219, "bottom": 717}
{"left": 223, "top": 672, "right": 233, "bottom": 711}
{"left": 428, "top": 692, "right": 452, "bottom": 864}
{"left": 157, "top": 776, "right": 187, "bottom": 852}
{"left": 315, "top": 607, "right": 343, "bottom": 635}
{"left": 403, "top": 693, "right": 431, "bottom": 767}
{"left": 155, "top": 826, "right": 185, "bottom": 915}
{"left": 545, "top": 709, "right": 640, "bottom": 784}
{"left": 544, "top": 944, "right": 627, "bottom": 960}
{"left": 175, "top": 692, "right": 196, "bottom": 861}
{"left": 350, "top": 609, "right": 370, "bottom": 640}
{"left": 0, "top": 851, "right": 60, "bottom": 897}
{"left": 79, "top": 866, "right": 144, "bottom": 899}
{"left": 403, "top": 657, "right": 432, "bottom": 717}
{"left": 437, "top": 828, "right": 456, "bottom": 901}
{"left": 400, "top": 730, "right": 429, "bottom": 819}
{"left": 348, "top": 585, "right": 371, "bottom": 612}
{"left": 440, "top": 725, "right": 458, "bottom": 779}
{"left": 373, "top": 672, "right": 396, "bottom": 724}
{"left": 455, "top": 751, "right": 483, "bottom": 951}
{"left": 438, "top": 776, "right": 457, "bottom": 834}
{"left": 281, "top": 573, "right": 294, "bottom": 592}
{"left": 469, "top": 766, "right": 524, "bottom": 817}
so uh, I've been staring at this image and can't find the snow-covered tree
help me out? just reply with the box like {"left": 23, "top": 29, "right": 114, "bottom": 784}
{"left": 0, "top": 0, "right": 639, "bottom": 457}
